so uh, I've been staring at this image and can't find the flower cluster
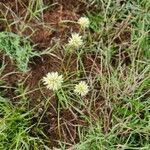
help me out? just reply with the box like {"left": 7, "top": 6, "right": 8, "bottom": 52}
{"left": 43, "top": 16, "right": 90, "bottom": 96}
{"left": 67, "top": 16, "right": 90, "bottom": 50}
{"left": 42, "top": 72, "right": 89, "bottom": 97}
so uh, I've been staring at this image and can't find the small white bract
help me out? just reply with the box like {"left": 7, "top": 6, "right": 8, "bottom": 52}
{"left": 78, "top": 17, "right": 90, "bottom": 29}
{"left": 74, "top": 81, "right": 89, "bottom": 96}
{"left": 43, "top": 72, "right": 63, "bottom": 91}
{"left": 68, "top": 33, "right": 83, "bottom": 49}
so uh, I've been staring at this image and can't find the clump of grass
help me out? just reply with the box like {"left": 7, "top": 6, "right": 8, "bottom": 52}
{"left": 0, "top": 32, "right": 36, "bottom": 72}
{"left": 0, "top": 96, "right": 48, "bottom": 150}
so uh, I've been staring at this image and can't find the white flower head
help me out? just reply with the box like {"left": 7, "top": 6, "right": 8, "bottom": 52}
{"left": 68, "top": 33, "right": 83, "bottom": 49}
{"left": 43, "top": 72, "right": 63, "bottom": 91}
{"left": 78, "top": 17, "right": 90, "bottom": 29}
{"left": 74, "top": 81, "right": 89, "bottom": 96}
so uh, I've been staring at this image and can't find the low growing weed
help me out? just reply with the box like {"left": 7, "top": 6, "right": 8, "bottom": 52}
{"left": 0, "top": 32, "right": 37, "bottom": 72}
